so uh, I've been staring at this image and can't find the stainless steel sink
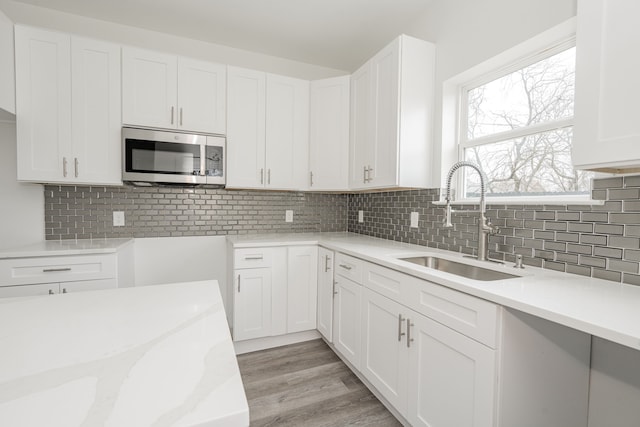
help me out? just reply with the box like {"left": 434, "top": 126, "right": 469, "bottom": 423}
{"left": 399, "top": 256, "right": 518, "bottom": 281}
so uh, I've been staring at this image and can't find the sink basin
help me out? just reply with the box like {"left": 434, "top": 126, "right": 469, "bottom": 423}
{"left": 399, "top": 256, "right": 518, "bottom": 281}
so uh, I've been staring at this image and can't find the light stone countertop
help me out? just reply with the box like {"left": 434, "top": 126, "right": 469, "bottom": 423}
{"left": 0, "top": 238, "right": 134, "bottom": 259}
{"left": 228, "top": 232, "right": 640, "bottom": 352}
{"left": 0, "top": 280, "right": 249, "bottom": 427}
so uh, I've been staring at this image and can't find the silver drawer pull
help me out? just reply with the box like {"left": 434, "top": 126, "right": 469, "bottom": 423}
{"left": 48, "top": 289, "right": 54, "bottom": 295}
{"left": 43, "top": 268, "right": 72, "bottom": 273}
{"left": 338, "top": 264, "right": 352, "bottom": 270}
{"left": 398, "top": 314, "right": 406, "bottom": 341}
{"left": 62, "top": 288, "right": 67, "bottom": 294}
{"left": 244, "top": 256, "right": 264, "bottom": 260}
{"left": 407, "top": 318, "right": 415, "bottom": 348}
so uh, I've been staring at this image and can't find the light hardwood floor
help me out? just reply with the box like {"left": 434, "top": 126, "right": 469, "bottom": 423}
{"left": 237, "top": 339, "right": 402, "bottom": 426}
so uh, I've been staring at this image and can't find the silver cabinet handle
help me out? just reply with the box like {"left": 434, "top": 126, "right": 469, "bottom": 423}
{"left": 48, "top": 289, "right": 54, "bottom": 295}
{"left": 171, "top": 106, "right": 175, "bottom": 125}
{"left": 62, "top": 288, "right": 67, "bottom": 294}
{"left": 43, "top": 268, "right": 72, "bottom": 273}
{"left": 260, "top": 168, "right": 264, "bottom": 185}
{"left": 237, "top": 274, "right": 241, "bottom": 292}
{"left": 267, "top": 169, "right": 271, "bottom": 185}
{"left": 333, "top": 280, "right": 338, "bottom": 295}
{"left": 74, "top": 158, "right": 79, "bottom": 178}
{"left": 366, "top": 165, "right": 373, "bottom": 183}
{"left": 338, "top": 264, "right": 352, "bottom": 270}
{"left": 324, "top": 255, "right": 331, "bottom": 272}
{"left": 310, "top": 171, "right": 314, "bottom": 187}
{"left": 180, "top": 107, "right": 183, "bottom": 126}
{"left": 407, "top": 318, "right": 414, "bottom": 348}
{"left": 244, "top": 256, "right": 263, "bottom": 260}
{"left": 398, "top": 314, "right": 406, "bottom": 342}
{"left": 363, "top": 165, "right": 367, "bottom": 183}
{"left": 63, "top": 157, "right": 68, "bottom": 177}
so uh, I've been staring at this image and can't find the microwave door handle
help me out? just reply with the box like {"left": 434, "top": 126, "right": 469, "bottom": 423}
{"left": 200, "top": 145, "right": 206, "bottom": 177}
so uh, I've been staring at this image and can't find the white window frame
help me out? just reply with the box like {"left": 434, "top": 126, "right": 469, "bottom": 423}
{"left": 439, "top": 17, "right": 597, "bottom": 205}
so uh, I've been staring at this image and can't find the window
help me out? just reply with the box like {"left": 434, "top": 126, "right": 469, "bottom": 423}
{"left": 458, "top": 39, "right": 594, "bottom": 201}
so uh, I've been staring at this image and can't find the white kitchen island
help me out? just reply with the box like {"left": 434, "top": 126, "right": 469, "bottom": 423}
{"left": 0, "top": 280, "right": 249, "bottom": 427}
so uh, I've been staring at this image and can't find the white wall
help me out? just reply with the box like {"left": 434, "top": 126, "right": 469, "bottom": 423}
{"left": 0, "top": 0, "right": 347, "bottom": 80}
{"left": 0, "top": 121, "right": 43, "bottom": 249}
{"left": 404, "top": 0, "right": 577, "bottom": 185}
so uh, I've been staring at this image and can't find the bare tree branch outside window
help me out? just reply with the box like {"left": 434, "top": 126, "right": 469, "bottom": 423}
{"left": 462, "top": 46, "right": 593, "bottom": 198}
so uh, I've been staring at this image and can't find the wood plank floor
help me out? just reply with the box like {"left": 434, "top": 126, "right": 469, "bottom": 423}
{"left": 237, "top": 339, "right": 403, "bottom": 427}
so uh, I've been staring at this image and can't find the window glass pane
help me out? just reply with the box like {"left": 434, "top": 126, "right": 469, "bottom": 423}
{"left": 467, "top": 47, "right": 575, "bottom": 140}
{"left": 463, "top": 127, "right": 594, "bottom": 198}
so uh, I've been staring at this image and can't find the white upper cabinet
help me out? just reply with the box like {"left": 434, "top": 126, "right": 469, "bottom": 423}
{"left": 266, "top": 74, "right": 309, "bottom": 189}
{"left": 0, "top": 9, "right": 15, "bottom": 116}
{"left": 122, "top": 47, "right": 225, "bottom": 134}
{"left": 309, "top": 76, "right": 350, "bottom": 191}
{"left": 226, "top": 66, "right": 309, "bottom": 190}
{"left": 15, "top": 26, "right": 121, "bottom": 185}
{"left": 71, "top": 37, "right": 121, "bottom": 184}
{"left": 573, "top": 0, "right": 640, "bottom": 172}
{"left": 349, "top": 34, "right": 435, "bottom": 190}
{"left": 227, "top": 66, "right": 266, "bottom": 188}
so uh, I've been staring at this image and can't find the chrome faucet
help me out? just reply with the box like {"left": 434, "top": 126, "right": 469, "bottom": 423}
{"left": 443, "top": 161, "right": 498, "bottom": 262}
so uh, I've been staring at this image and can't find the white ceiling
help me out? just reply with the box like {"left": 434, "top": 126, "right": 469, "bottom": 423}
{"left": 10, "top": 0, "right": 433, "bottom": 71}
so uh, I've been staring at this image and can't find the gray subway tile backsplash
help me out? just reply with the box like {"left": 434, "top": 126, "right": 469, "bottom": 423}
{"left": 44, "top": 174, "right": 640, "bottom": 285}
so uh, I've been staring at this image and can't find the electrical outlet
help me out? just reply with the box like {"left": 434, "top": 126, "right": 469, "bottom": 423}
{"left": 410, "top": 212, "right": 419, "bottom": 228}
{"left": 358, "top": 210, "right": 364, "bottom": 223}
{"left": 113, "top": 211, "right": 125, "bottom": 227}
{"left": 285, "top": 210, "right": 293, "bottom": 222}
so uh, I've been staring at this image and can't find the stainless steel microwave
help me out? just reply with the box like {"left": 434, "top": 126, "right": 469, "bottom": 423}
{"left": 122, "top": 127, "right": 225, "bottom": 185}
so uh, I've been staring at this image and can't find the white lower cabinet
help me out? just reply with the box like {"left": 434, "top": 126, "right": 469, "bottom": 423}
{"left": 231, "top": 245, "right": 318, "bottom": 341}
{"left": 407, "top": 308, "right": 496, "bottom": 427}
{"left": 325, "top": 253, "right": 590, "bottom": 427}
{"left": 316, "top": 247, "right": 334, "bottom": 341}
{"left": 332, "top": 274, "right": 362, "bottom": 369}
{"left": 0, "top": 281, "right": 114, "bottom": 298}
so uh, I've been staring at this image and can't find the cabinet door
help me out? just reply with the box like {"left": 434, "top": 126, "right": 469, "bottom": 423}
{"left": 333, "top": 275, "right": 362, "bottom": 369}
{"left": 0, "top": 9, "right": 15, "bottom": 115}
{"left": 361, "top": 287, "right": 409, "bottom": 415}
{"left": 287, "top": 246, "right": 318, "bottom": 333}
{"left": 122, "top": 47, "right": 177, "bottom": 129}
{"left": 349, "top": 61, "right": 373, "bottom": 189}
{"left": 178, "top": 58, "right": 226, "bottom": 134}
{"left": 316, "top": 247, "right": 334, "bottom": 341}
{"left": 226, "top": 66, "right": 266, "bottom": 189}
{"left": 265, "top": 74, "right": 309, "bottom": 190}
{"left": 71, "top": 36, "right": 121, "bottom": 185}
{"left": 370, "top": 40, "right": 400, "bottom": 187}
{"left": 15, "top": 26, "right": 72, "bottom": 182}
{"left": 408, "top": 309, "right": 496, "bottom": 427}
{"left": 573, "top": 0, "right": 640, "bottom": 171}
{"left": 233, "top": 268, "right": 272, "bottom": 341}
{"left": 0, "top": 283, "right": 59, "bottom": 298}
{"left": 309, "top": 76, "right": 350, "bottom": 191}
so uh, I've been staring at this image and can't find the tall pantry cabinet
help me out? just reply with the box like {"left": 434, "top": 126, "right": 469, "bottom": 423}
{"left": 15, "top": 25, "right": 121, "bottom": 185}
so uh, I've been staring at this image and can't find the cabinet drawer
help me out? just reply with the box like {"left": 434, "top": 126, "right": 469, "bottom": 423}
{"left": 234, "top": 248, "right": 273, "bottom": 269}
{"left": 335, "top": 253, "right": 363, "bottom": 283}
{"left": 0, "top": 254, "right": 117, "bottom": 286}
{"left": 363, "top": 261, "right": 499, "bottom": 348}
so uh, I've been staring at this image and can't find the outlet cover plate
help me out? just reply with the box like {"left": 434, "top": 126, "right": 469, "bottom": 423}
{"left": 358, "top": 210, "right": 364, "bottom": 223}
{"left": 285, "top": 210, "right": 293, "bottom": 222}
{"left": 410, "top": 212, "right": 419, "bottom": 228}
{"left": 113, "top": 211, "right": 125, "bottom": 227}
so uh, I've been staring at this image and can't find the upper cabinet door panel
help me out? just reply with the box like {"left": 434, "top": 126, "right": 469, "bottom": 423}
{"left": 177, "top": 58, "right": 226, "bottom": 134}
{"left": 309, "top": 76, "right": 350, "bottom": 191}
{"left": 15, "top": 26, "right": 72, "bottom": 182}
{"left": 0, "top": 9, "right": 15, "bottom": 115}
{"left": 349, "top": 62, "right": 373, "bottom": 189}
{"left": 226, "top": 66, "right": 266, "bottom": 189}
{"left": 265, "top": 74, "right": 309, "bottom": 190}
{"left": 574, "top": 0, "right": 640, "bottom": 171}
{"left": 370, "top": 41, "right": 400, "bottom": 187}
{"left": 71, "top": 37, "right": 121, "bottom": 185}
{"left": 122, "top": 47, "right": 177, "bottom": 129}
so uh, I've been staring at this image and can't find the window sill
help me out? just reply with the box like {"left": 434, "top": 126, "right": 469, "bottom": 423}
{"left": 432, "top": 197, "right": 604, "bottom": 207}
